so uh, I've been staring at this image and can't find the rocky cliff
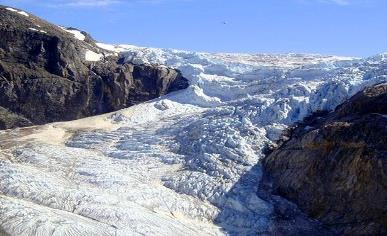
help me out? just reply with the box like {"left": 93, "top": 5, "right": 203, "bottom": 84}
{"left": 262, "top": 83, "right": 387, "bottom": 234}
{"left": 0, "top": 5, "right": 188, "bottom": 130}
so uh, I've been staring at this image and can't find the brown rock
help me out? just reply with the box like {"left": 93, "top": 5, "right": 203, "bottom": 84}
{"left": 0, "top": 5, "right": 188, "bottom": 129}
{"left": 262, "top": 83, "right": 387, "bottom": 234}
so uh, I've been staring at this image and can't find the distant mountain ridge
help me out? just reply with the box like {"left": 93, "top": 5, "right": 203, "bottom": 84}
{"left": 0, "top": 5, "right": 188, "bottom": 129}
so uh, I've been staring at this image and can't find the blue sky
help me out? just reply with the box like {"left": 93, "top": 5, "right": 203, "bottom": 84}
{"left": 1, "top": 0, "right": 386, "bottom": 57}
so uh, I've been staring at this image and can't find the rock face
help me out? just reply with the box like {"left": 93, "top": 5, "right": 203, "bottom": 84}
{"left": 262, "top": 83, "right": 387, "bottom": 234}
{"left": 0, "top": 5, "right": 188, "bottom": 129}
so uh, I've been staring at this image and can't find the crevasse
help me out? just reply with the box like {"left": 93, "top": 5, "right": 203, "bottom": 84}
{"left": 0, "top": 46, "right": 386, "bottom": 235}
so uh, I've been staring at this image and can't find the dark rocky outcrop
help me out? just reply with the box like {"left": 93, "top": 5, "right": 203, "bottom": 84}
{"left": 262, "top": 83, "right": 387, "bottom": 234}
{"left": 0, "top": 5, "right": 188, "bottom": 129}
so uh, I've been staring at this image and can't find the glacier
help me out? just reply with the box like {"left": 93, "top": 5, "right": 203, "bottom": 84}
{"left": 0, "top": 45, "right": 386, "bottom": 235}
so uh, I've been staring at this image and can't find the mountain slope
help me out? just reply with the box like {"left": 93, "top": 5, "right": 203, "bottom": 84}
{"left": 0, "top": 6, "right": 188, "bottom": 129}
{"left": 262, "top": 83, "right": 387, "bottom": 234}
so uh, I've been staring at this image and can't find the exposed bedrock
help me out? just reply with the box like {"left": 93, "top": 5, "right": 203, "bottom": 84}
{"left": 262, "top": 83, "right": 387, "bottom": 234}
{"left": 0, "top": 5, "right": 188, "bottom": 129}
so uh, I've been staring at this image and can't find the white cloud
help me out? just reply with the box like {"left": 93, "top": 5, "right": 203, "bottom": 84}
{"left": 2, "top": 0, "right": 191, "bottom": 8}
{"left": 56, "top": 0, "right": 122, "bottom": 7}
{"left": 0, "top": 0, "right": 124, "bottom": 7}
{"left": 296, "top": 0, "right": 366, "bottom": 6}
{"left": 320, "top": 0, "right": 350, "bottom": 5}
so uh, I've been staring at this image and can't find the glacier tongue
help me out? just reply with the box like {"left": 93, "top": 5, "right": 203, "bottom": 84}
{"left": 0, "top": 46, "right": 386, "bottom": 235}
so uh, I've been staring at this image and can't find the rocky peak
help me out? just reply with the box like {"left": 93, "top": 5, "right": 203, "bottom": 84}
{"left": 0, "top": 5, "right": 189, "bottom": 129}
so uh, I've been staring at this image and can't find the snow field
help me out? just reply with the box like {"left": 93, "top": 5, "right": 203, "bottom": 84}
{"left": 0, "top": 45, "right": 386, "bottom": 235}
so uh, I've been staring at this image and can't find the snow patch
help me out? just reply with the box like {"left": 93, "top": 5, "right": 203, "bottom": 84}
{"left": 5, "top": 7, "right": 29, "bottom": 17}
{"left": 28, "top": 27, "right": 47, "bottom": 34}
{"left": 59, "top": 26, "right": 86, "bottom": 41}
{"left": 85, "top": 50, "right": 103, "bottom": 62}
{"left": 96, "top": 42, "right": 122, "bottom": 53}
